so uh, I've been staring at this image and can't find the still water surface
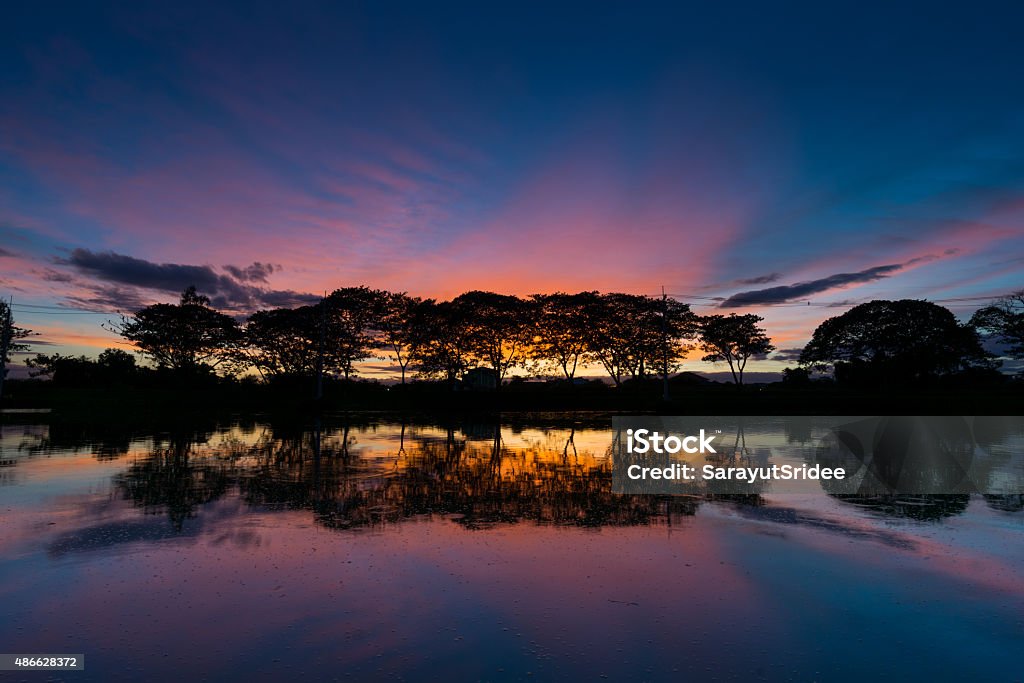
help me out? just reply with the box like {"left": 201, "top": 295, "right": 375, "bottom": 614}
{"left": 1, "top": 414, "right": 1021, "bottom": 682}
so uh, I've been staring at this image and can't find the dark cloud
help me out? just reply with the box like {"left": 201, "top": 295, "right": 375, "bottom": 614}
{"left": 770, "top": 347, "right": 805, "bottom": 362}
{"left": 223, "top": 261, "right": 280, "bottom": 283}
{"left": 720, "top": 263, "right": 905, "bottom": 307}
{"left": 16, "top": 338, "right": 56, "bottom": 347}
{"left": 247, "top": 289, "right": 320, "bottom": 309}
{"left": 736, "top": 272, "right": 781, "bottom": 285}
{"left": 0, "top": 247, "right": 16, "bottom": 258}
{"left": 65, "top": 284, "right": 154, "bottom": 313}
{"left": 58, "top": 249, "right": 226, "bottom": 292}
{"left": 58, "top": 250, "right": 237, "bottom": 294}
{"left": 37, "top": 268, "right": 74, "bottom": 283}
{"left": 206, "top": 288, "right": 319, "bottom": 312}
{"left": 56, "top": 249, "right": 317, "bottom": 312}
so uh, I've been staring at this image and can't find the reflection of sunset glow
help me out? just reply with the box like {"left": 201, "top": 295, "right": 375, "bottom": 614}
{"left": 2, "top": 416, "right": 1022, "bottom": 680}
{"left": 4, "top": 4, "right": 1024, "bottom": 384}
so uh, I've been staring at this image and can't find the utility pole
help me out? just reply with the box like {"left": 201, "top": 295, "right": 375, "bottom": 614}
{"left": 0, "top": 297, "right": 13, "bottom": 401}
{"left": 661, "top": 286, "right": 670, "bottom": 402}
{"left": 315, "top": 292, "right": 325, "bottom": 401}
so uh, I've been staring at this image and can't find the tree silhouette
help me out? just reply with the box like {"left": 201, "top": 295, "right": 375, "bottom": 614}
{"left": 781, "top": 366, "right": 811, "bottom": 386}
{"left": 699, "top": 313, "right": 774, "bottom": 387}
{"left": 407, "top": 299, "right": 473, "bottom": 384}
{"left": 322, "top": 287, "right": 387, "bottom": 380}
{"left": 574, "top": 293, "right": 698, "bottom": 387}
{"left": 27, "top": 348, "right": 137, "bottom": 386}
{"left": 971, "top": 289, "right": 1024, "bottom": 360}
{"left": 650, "top": 295, "right": 699, "bottom": 381}
{"left": 0, "top": 300, "right": 31, "bottom": 398}
{"left": 244, "top": 305, "right": 321, "bottom": 378}
{"left": 455, "top": 291, "right": 534, "bottom": 385}
{"left": 97, "top": 348, "right": 137, "bottom": 375}
{"left": 583, "top": 293, "right": 640, "bottom": 387}
{"left": 530, "top": 292, "right": 599, "bottom": 381}
{"left": 376, "top": 292, "right": 421, "bottom": 385}
{"left": 113, "top": 286, "right": 241, "bottom": 374}
{"left": 800, "top": 299, "right": 993, "bottom": 385}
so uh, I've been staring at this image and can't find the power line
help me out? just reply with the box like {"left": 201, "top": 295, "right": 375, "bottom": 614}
{"left": 661, "top": 292, "right": 1011, "bottom": 308}
{"left": 10, "top": 309, "right": 112, "bottom": 315}
{"left": 10, "top": 304, "right": 116, "bottom": 315}
{"left": 10, "top": 302, "right": 90, "bottom": 309}
{"left": 5, "top": 288, "right": 1012, "bottom": 316}
{"left": 11, "top": 303, "right": 110, "bottom": 311}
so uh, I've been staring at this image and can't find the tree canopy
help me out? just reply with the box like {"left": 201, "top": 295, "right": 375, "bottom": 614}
{"left": 530, "top": 292, "right": 599, "bottom": 380}
{"left": 114, "top": 286, "right": 241, "bottom": 374}
{"left": 1, "top": 301, "right": 32, "bottom": 365}
{"left": 799, "top": 299, "right": 992, "bottom": 384}
{"left": 971, "top": 290, "right": 1024, "bottom": 360}
{"left": 454, "top": 290, "right": 535, "bottom": 384}
{"left": 375, "top": 291, "right": 421, "bottom": 384}
{"left": 1, "top": 300, "right": 33, "bottom": 397}
{"left": 581, "top": 293, "right": 698, "bottom": 387}
{"left": 406, "top": 298, "right": 474, "bottom": 383}
{"left": 699, "top": 313, "right": 774, "bottom": 387}
{"left": 244, "top": 305, "right": 321, "bottom": 378}
{"left": 91, "top": 284, "right": 1021, "bottom": 394}
{"left": 27, "top": 348, "right": 137, "bottom": 386}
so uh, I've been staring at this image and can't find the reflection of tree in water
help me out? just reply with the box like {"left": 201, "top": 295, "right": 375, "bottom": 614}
{"left": 18, "top": 421, "right": 135, "bottom": 460}
{"left": 108, "top": 416, "right": 1022, "bottom": 530}
{"left": 233, "top": 421, "right": 700, "bottom": 530}
{"left": 814, "top": 416, "right": 1024, "bottom": 519}
{"left": 815, "top": 417, "right": 976, "bottom": 494}
{"left": 114, "top": 431, "right": 231, "bottom": 531}
{"left": 0, "top": 425, "right": 37, "bottom": 486}
{"left": 782, "top": 418, "right": 814, "bottom": 445}
{"left": 983, "top": 494, "right": 1024, "bottom": 512}
{"left": 702, "top": 421, "right": 771, "bottom": 497}
{"left": 0, "top": 462, "right": 18, "bottom": 487}
{"left": 830, "top": 494, "right": 971, "bottom": 521}
{"left": 27, "top": 415, "right": 220, "bottom": 462}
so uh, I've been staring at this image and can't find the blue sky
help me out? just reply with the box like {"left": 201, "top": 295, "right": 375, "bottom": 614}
{"left": 2, "top": 1, "right": 1023, "bottom": 374}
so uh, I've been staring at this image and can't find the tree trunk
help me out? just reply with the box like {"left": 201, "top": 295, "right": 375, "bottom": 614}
{"left": 727, "top": 358, "right": 740, "bottom": 389}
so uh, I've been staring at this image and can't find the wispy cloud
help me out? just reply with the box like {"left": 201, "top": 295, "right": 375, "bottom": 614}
{"left": 222, "top": 262, "right": 280, "bottom": 283}
{"left": 736, "top": 273, "right": 781, "bottom": 285}
{"left": 718, "top": 257, "right": 940, "bottom": 308}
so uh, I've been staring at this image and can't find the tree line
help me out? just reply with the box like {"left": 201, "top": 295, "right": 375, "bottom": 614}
{"left": 103, "top": 286, "right": 773, "bottom": 388}
{"left": 12, "top": 286, "right": 1024, "bottom": 391}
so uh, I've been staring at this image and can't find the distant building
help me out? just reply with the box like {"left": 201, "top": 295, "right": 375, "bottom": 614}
{"left": 464, "top": 367, "right": 499, "bottom": 391}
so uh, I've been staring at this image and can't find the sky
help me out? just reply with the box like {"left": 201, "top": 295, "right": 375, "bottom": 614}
{"left": 2, "top": 1, "right": 1023, "bottom": 379}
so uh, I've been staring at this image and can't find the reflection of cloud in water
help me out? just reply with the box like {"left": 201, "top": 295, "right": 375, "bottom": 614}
{"left": 46, "top": 499, "right": 264, "bottom": 557}
{"left": 48, "top": 517, "right": 204, "bottom": 557}
{"left": 724, "top": 499, "right": 918, "bottom": 549}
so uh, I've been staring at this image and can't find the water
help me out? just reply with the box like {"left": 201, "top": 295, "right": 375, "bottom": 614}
{"left": 1, "top": 414, "right": 1021, "bottom": 682}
